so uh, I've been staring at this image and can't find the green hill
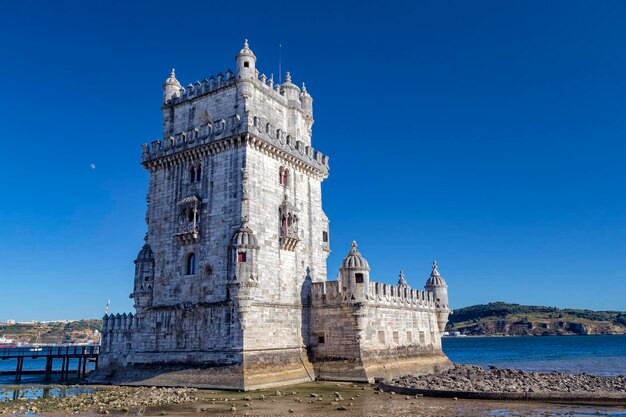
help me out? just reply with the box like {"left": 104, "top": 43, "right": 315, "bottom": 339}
{"left": 446, "top": 302, "right": 626, "bottom": 336}
{"left": 0, "top": 320, "right": 102, "bottom": 344}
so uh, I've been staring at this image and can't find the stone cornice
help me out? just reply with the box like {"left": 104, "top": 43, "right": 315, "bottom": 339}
{"left": 142, "top": 133, "right": 328, "bottom": 179}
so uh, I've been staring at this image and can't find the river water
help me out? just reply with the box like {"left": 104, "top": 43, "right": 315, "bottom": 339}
{"left": 442, "top": 334, "right": 626, "bottom": 375}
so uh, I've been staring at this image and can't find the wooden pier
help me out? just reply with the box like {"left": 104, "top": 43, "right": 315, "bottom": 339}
{"left": 0, "top": 345, "right": 99, "bottom": 382}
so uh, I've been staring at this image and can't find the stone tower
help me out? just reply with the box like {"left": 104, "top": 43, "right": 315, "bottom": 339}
{"left": 95, "top": 40, "right": 452, "bottom": 390}
{"left": 96, "top": 40, "right": 330, "bottom": 390}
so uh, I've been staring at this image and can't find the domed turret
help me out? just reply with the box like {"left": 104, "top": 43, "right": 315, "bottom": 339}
{"left": 230, "top": 224, "right": 259, "bottom": 248}
{"left": 339, "top": 241, "right": 370, "bottom": 302}
{"left": 342, "top": 241, "right": 370, "bottom": 270}
{"left": 163, "top": 68, "right": 181, "bottom": 102}
{"left": 236, "top": 39, "right": 257, "bottom": 80}
{"left": 135, "top": 243, "right": 154, "bottom": 262}
{"left": 228, "top": 223, "right": 260, "bottom": 283}
{"left": 424, "top": 260, "right": 450, "bottom": 333}
{"left": 300, "top": 83, "right": 313, "bottom": 116}
{"left": 228, "top": 223, "right": 261, "bottom": 331}
{"left": 132, "top": 242, "right": 155, "bottom": 314}
{"left": 281, "top": 72, "right": 301, "bottom": 105}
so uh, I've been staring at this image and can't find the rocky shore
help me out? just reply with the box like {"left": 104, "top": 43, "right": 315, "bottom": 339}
{"left": 0, "top": 386, "right": 198, "bottom": 415}
{"left": 392, "top": 364, "right": 626, "bottom": 394}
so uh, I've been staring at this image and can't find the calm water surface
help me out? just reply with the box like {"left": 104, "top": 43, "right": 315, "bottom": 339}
{"left": 443, "top": 334, "right": 626, "bottom": 375}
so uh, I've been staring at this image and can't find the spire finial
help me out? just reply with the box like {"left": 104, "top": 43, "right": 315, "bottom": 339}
{"left": 302, "top": 82, "right": 307, "bottom": 92}
{"left": 244, "top": 38, "right": 248, "bottom": 48}
{"left": 170, "top": 68, "right": 175, "bottom": 77}
{"left": 285, "top": 71, "right": 292, "bottom": 83}
{"left": 431, "top": 260, "right": 440, "bottom": 276}
{"left": 398, "top": 270, "right": 409, "bottom": 287}
{"left": 351, "top": 240, "right": 357, "bottom": 249}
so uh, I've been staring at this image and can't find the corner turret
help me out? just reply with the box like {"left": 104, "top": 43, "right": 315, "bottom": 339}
{"left": 227, "top": 223, "right": 260, "bottom": 331}
{"left": 162, "top": 68, "right": 181, "bottom": 102}
{"left": 131, "top": 241, "right": 155, "bottom": 315}
{"left": 424, "top": 261, "right": 450, "bottom": 333}
{"left": 300, "top": 83, "right": 313, "bottom": 117}
{"left": 236, "top": 39, "right": 257, "bottom": 80}
{"left": 339, "top": 241, "right": 370, "bottom": 302}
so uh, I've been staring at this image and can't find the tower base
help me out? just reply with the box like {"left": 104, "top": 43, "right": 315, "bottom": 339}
{"left": 88, "top": 347, "right": 315, "bottom": 391}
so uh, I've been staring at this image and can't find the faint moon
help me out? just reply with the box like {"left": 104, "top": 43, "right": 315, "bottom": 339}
{"left": 90, "top": 163, "right": 96, "bottom": 170}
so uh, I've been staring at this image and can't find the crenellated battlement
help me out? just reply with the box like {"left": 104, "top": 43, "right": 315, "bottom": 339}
{"left": 141, "top": 114, "right": 329, "bottom": 175}
{"left": 164, "top": 69, "right": 237, "bottom": 106}
{"left": 311, "top": 280, "right": 436, "bottom": 310}
{"left": 101, "top": 312, "right": 139, "bottom": 332}
{"left": 367, "top": 281, "right": 435, "bottom": 308}
{"left": 163, "top": 68, "right": 307, "bottom": 113}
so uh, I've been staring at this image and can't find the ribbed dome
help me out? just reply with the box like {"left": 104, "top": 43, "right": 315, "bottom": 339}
{"left": 341, "top": 241, "right": 370, "bottom": 270}
{"left": 136, "top": 244, "right": 154, "bottom": 262}
{"left": 231, "top": 225, "right": 259, "bottom": 248}
{"left": 163, "top": 68, "right": 181, "bottom": 87}
{"left": 237, "top": 39, "right": 256, "bottom": 58}
{"left": 425, "top": 261, "right": 447, "bottom": 287}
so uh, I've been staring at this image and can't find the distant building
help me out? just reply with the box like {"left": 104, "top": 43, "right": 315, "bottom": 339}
{"left": 6, "top": 320, "right": 15, "bottom": 325}
{"left": 94, "top": 41, "right": 452, "bottom": 390}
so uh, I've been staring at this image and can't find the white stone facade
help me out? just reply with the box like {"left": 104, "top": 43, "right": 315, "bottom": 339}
{"left": 94, "top": 41, "right": 451, "bottom": 390}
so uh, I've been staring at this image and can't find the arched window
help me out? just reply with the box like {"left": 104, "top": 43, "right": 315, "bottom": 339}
{"left": 279, "top": 167, "right": 289, "bottom": 187}
{"left": 195, "top": 164, "right": 202, "bottom": 182}
{"left": 186, "top": 253, "right": 196, "bottom": 275}
{"left": 189, "top": 166, "right": 196, "bottom": 183}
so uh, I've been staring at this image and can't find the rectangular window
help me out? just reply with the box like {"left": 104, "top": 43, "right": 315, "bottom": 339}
{"left": 406, "top": 331, "right": 413, "bottom": 343}
{"left": 322, "top": 231, "right": 328, "bottom": 243}
{"left": 355, "top": 273, "right": 364, "bottom": 283}
{"left": 378, "top": 331, "right": 385, "bottom": 344}
{"left": 317, "top": 335, "right": 325, "bottom": 344}
{"left": 419, "top": 331, "right": 425, "bottom": 344}
{"left": 237, "top": 252, "right": 246, "bottom": 262}
{"left": 393, "top": 331, "right": 399, "bottom": 344}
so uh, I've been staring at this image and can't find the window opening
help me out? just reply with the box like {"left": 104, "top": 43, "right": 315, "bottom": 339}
{"left": 186, "top": 253, "right": 196, "bottom": 275}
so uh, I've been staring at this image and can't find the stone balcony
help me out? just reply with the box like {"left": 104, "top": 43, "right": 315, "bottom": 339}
{"left": 280, "top": 227, "right": 299, "bottom": 251}
{"left": 176, "top": 222, "right": 200, "bottom": 245}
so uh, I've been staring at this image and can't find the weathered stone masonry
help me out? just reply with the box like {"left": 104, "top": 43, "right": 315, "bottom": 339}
{"left": 92, "top": 40, "right": 452, "bottom": 390}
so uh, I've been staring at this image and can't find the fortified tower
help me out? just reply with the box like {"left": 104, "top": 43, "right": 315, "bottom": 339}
{"left": 96, "top": 40, "right": 330, "bottom": 390}
{"left": 95, "top": 40, "right": 451, "bottom": 390}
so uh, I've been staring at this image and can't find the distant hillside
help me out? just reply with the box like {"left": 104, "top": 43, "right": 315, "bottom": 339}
{"left": 446, "top": 302, "right": 626, "bottom": 336}
{"left": 0, "top": 320, "right": 102, "bottom": 344}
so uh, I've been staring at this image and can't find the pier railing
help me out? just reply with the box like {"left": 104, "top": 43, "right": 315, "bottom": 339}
{"left": 0, "top": 345, "right": 99, "bottom": 382}
{"left": 0, "top": 345, "right": 99, "bottom": 359}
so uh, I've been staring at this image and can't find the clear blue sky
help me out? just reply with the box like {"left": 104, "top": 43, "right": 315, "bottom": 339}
{"left": 1, "top": 1, "right": 625, "bottom": 321}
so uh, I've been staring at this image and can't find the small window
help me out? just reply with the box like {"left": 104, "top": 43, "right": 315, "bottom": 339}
{"left": 317, "top": 335, "right": 325, "bottom": 344}
{"left": 196, "top": 165, "right": 201, "bottom": 182}
{"left": 407, "top": 331, "right": 413, "bottom": 343}
{"left": 322, "top": 231, "right": 328, "bottom": 243}
{"left": 186, "top": 253, "right": 196, "bottom": 275}
{"left": 355, "top": 273, "right": 364, "bottom": 283}
{"left": 378, "top": 331, "right": 385, "bottom": 344}
{"left": 393, "top": 331, "right": 399, "bottom": 344}
{"left": 189, "top": 166, "right": 196, "bottom": 183}
{"left": 237, "top": 252, "right": 247, "bottom": 263}
{"left": 244, "top": 61, "right": 249, "bottom": 68}
{"left": 419, "top": 331, "right": 426, "bottom": 344}
{"left": 279, "top": 167, "right": 289, "bottom": 187}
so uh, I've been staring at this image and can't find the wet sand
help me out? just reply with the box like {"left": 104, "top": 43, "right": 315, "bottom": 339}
{"left": 3, "top": 381, "right": 626, "bottom": 417}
